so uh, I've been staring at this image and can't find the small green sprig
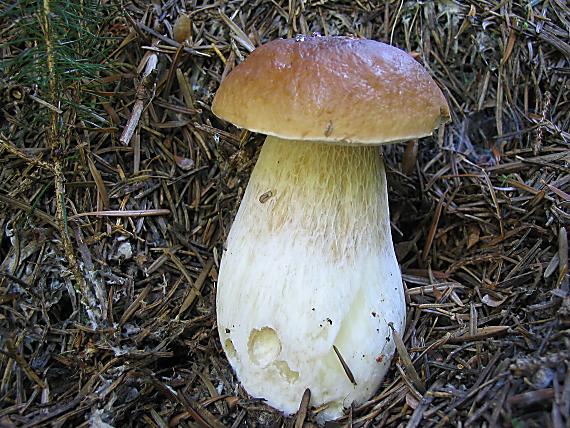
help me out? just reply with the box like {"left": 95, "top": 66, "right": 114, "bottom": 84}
{"left": 1, "top": 0, "right": 119, "bottom": 326}
{"left": 2, "top": 0, "right": 115, "bottom": 107}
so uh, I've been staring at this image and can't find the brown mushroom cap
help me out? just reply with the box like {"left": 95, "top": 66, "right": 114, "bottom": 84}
{"left": 212, "top": 36, "right": 450, "bottom": 145}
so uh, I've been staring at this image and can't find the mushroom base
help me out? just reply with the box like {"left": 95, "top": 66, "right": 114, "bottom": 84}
{"left": 217, "top": 136, "right": 406, "bottom": 422}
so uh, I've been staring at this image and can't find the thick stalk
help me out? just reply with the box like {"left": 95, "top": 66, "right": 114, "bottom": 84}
{"left": 217, "top": 136, "right": 406, "bottom": 420}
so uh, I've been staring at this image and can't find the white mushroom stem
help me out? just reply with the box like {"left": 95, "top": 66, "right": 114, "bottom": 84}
{"left": 217, "top": 136, "right": 406, "bottom": 421}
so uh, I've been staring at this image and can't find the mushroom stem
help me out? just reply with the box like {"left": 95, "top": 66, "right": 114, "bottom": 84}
{"left": 217, "top": 136, "right": 406, "bottom": 420}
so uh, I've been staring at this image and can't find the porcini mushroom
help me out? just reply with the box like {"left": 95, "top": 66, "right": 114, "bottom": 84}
{"left": 212, "top": 35, "right": 449, "bottom": 421}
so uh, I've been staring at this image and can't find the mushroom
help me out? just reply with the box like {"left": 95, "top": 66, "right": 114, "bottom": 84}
{"left": 212, "top": 35, "right": 449, "bottom": 421}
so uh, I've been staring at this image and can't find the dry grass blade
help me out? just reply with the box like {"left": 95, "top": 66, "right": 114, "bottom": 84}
{"left": 406, "top": 380, "right": 444, "bottom": 428}
{"left": 0, "top": 194, "right": 58, "bottom": 227}
{"left": 219, "top": 10, "right": 256, "bottom": 52}
{"left": 177, "top": 258, "right": 214, "bottom": 318}
{"left": 332, "top": 345, "right": 357, "bottom": 386}
{"left": 178, "top": 390, "right": 226, "bottom": 428}
{"left": 3, "top": 339, "right": 46, "bottom": 389}
{"left": 390, "top": 323, "right": 426, "bottom": 394}
{"left": 447, "top": 326, "right": 510, "bottom": 343}
{"left": 86, "top": 154, "right": 109, "bottom": 209}
{"left": 559, "top": 227, "right": 568, "bottom": 291}
{"left": 422, "top": 190, "right": 447, "bottom": 261}
{"left": 119, "top": 284, "right": 151, "bottom": 325}
{"left": 508, "top": 388, "right": 555, "bottom": 407}
{"left": 294, "top": 388, "right": 311, "bottom": 428}
{"left": 70, "top": 209, "right": 171, "bottom": 218}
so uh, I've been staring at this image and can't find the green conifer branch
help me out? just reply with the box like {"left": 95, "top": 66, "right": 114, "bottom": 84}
{"left": 1, "top": 0, "right": 118, "bottom": 325}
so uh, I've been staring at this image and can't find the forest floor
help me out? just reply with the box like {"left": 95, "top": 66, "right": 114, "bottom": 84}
{"left": 1, "top": 0, "right": 569, "bottom": 427}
